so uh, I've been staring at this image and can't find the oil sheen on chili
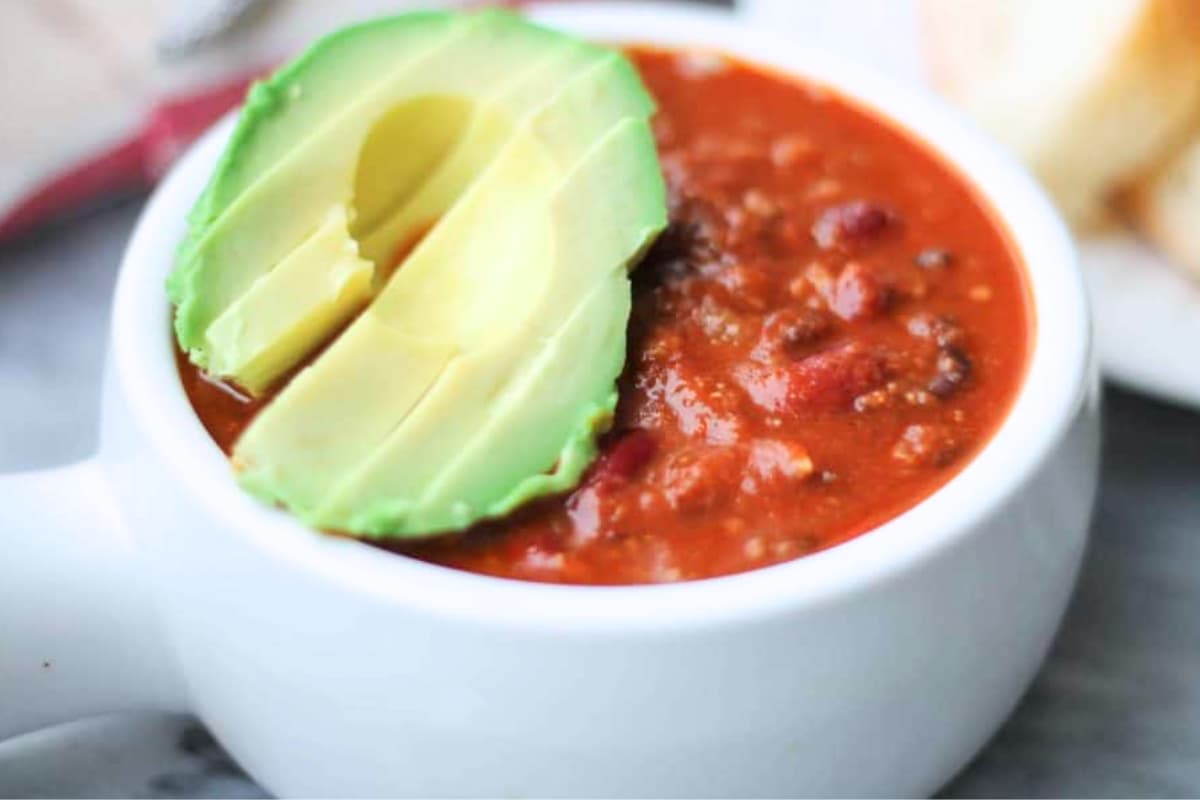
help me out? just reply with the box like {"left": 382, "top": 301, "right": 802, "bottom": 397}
{"left": 179, "top": 47, "right": 1032, "bottom": 585}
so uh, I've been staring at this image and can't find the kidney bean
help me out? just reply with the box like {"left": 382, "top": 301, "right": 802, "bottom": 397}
{"left": 738, "top": 343, "right": 888, "bottom": 413}
{"left": 812, "top": 200, "right": 891, "bottom": 250}
{"left": 590, "top": 430, "right": 657, "bottom": 486}
{"left": 790, "top": 343, "right": 888, "bottom": 408}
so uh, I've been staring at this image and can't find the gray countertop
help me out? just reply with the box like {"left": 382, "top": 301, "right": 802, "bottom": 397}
{"left": 1, "top": 196, "right": 1198, "bottom": 798}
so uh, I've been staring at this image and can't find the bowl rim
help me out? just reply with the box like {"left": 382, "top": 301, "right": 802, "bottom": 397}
{"left": 111, "top": 0, "right": 1090, "bottom": 632}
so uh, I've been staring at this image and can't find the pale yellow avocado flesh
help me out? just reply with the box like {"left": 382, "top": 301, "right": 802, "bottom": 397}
{"left": 355, "top": 42, "right": 607, "bottom": 266}
{"left": 234, "top": 54, "right": 665, "bottom": 534}
{"left": 352, "top": 36, "right": 609, "bottom": 255}
{"left": 231, "top": 316, "right": 455, "bottom": 508}
{"left": 418, "top": 282, "right": 629, "bottom": 527}
{"left": 174, "top": 12, "right": 597, "bottom": 388}
{"left": 202, "top": 206, "right": 373, "bottom": 394}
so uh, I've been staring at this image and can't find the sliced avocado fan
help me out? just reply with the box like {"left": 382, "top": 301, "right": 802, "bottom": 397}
{"left": 168, "top": 10, "right": 667, "bottom": 537}
{"left": 170, "top": 9, "right": 613, "bottom": 392}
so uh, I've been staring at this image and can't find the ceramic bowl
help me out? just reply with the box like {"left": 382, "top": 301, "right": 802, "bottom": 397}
{"left": 0, "top": 3, "right": 1098, "bottom": 796}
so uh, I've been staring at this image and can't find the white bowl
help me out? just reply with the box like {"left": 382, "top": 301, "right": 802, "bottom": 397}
{"left": 0, "top": 3, "right": 1098, "bottom": 796}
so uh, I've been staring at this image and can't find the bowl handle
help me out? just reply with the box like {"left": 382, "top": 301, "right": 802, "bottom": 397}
{"left": 0, "top": 458, "right": 187, "bottom": 739}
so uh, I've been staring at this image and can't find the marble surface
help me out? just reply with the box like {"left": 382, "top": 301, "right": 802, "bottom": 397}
{"left": 2, "top": 196, "right": 1200, "bottom": 798}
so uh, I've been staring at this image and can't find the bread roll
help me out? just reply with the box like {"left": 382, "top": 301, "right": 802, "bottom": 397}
{"left": 1124, "top": 131, "right": 1200, "bottom": 277}
{"left": 920, "top": 0, "right": 1200, "bottom": 227}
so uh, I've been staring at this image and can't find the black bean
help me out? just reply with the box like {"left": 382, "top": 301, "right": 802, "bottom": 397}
{"left": 640, "top": 216, "right": 720, "bottom": 284}
{"left": 927, "top": 346, "right": 971, "bottom": 397}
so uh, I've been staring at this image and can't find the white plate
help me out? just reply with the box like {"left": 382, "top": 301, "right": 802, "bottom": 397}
{"left": 740, "top": 0, "right": 1200, "bottom": 409}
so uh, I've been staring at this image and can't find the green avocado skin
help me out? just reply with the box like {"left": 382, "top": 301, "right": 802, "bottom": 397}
{"left": 172, "top": 10, "right": 668, "bottom": 538}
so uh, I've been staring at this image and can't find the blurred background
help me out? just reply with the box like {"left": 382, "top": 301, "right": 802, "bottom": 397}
{"left": 2, "top": 0, "right": 1199, "bottom": 797}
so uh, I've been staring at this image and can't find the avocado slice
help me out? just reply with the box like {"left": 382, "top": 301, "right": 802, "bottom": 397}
{"left": 317, "top": 120, "right": 664, "bottom": 535}
{"left": 411, "top": 122, "right": 662, "bottom": 529}
{"left": 175, "top": 11, "right": 460, "bottom": 255}
{"left": 201, "top": 205, "right": 373, "bottom": 394}
{"left": 233, "top": 54, "right": 666, "bottom": 536}
{"left": 170, "top": 10, "right": 607, "bottom": 391}
{"left": 354, "top": 40, "right": 611, "bottom": 268}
